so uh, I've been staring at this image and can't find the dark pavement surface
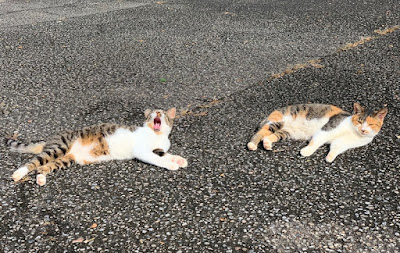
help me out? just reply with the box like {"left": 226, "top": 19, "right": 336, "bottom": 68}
{"left": 1, "top": 0, "right": 399, "bottom": 252}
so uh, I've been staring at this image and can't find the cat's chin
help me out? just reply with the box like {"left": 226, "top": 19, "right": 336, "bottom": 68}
{"left": 356, "top": 130, "right": 376, "bottom": 138}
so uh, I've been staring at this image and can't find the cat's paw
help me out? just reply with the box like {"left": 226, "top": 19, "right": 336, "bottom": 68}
{"left": 262, "top": 139, "right": 272, "bottom": 150}
{"left": 171, "top": 156, "right": 188, "bottom": 168}
{"left": 300, "top": 147, "right": 314, "bottom": 157}
{"left": 36, "top": 174, "right": 47, "bottom": 186}
{"left": 12, "top": 166, "right": 29, "bottom": 182}
{"left": 247, "top": 142, "right": 257, "bottom": 151}
{"left": 325, "top": 153, "right": 336, "bottom": 163}
{"left": 166, "top": 162, "right": 180, "bottom": 171}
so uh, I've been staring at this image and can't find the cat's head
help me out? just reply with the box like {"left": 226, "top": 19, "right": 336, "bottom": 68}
{"left": 144, "top": 107, "right": 176, "bottom": 134}
{"left": 351, "top": 103, "right": 388, "bottom": 137}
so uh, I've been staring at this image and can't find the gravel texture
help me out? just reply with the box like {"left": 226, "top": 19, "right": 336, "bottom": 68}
{"left": 0, "top": 0, "right": 399, "bottom": 252}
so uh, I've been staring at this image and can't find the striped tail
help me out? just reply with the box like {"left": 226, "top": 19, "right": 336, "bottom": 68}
{"left": 6, "top": 138, "right": 45, "bottom": 154}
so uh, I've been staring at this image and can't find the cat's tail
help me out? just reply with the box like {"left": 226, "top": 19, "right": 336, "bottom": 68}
{"left": 6, "top": 138, "right": 46, "bottom": 154}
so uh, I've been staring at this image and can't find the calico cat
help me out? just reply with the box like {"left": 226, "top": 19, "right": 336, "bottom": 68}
{"left": 247, "top": 103, "right": 387, "bottom": 162}
{"left": 8, "top": 108, "right": 187, "bottom": 186}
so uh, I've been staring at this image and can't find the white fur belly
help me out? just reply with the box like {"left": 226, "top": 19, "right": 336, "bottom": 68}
{"left": 282, "top": 116, "right": 328, "bottom": 140}
{"left": 105, "top": 128, "right": 136, "bottom": 160}
{"left": 68, "top": 140, "right": 111, "bottom": 164}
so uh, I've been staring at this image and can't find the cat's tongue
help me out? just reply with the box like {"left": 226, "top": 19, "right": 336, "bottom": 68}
{"left": 154, "top": 123, "right": 161, "bottom": 131}
{"left": 153, "top": 117, "right": 161, "bottom": 131}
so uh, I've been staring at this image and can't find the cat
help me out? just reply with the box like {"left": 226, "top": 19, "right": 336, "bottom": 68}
{"left": 247, "top": 103, "right": 387, "bottom": 162}
{"left": 8, "top": 107, "right": 188, "bottom": 186}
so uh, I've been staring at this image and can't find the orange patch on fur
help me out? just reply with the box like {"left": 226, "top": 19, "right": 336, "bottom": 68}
{"left": 30, "top": 143, "right": 45, "bottom": 154}
{"left": 325, "top": 105, "right": 343, "bottom": 118}
{"left": 78, "top": 135, "right": 110, "bottom": 157}
{"left": 90, "top": 142, "right": 109, "bottom": 157}
{"left": 267, "top": 111, "right": 284, "bottom": 122}
{"left": 80, "top": 136, "right": 95, "bottom": 145}
{"left": 366, "top": 117, "right": 382, "bottom": 132}
{"left": 259, "top": 125, "right": 272, "bottom": 136}
{"left": 297, "top": 109, "right": 309, "bottom": 118}
{"left": 351, "top": 115, "right": 360, "bottom": 126}
{"left": 65, "top": 153, "right": 75, "bottom": 160}
{"left": 264, "top": 134, "right": 279, "bottom": 143}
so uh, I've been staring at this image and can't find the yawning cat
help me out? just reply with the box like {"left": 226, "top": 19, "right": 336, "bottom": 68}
{"left": 8, "top": 107, "right": 187, "bottom": 186}
{"left": 247, "top": 103, "right": 387, "bottom": 162}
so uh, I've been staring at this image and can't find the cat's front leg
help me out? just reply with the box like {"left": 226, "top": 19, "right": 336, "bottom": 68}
{"left": 164, "top": 154, "right": 188, "bottom": 168}
{"left": 326, "top": 140, "right": 350, "bottom": 163}
{"left": 135, "top": 151, "right": 180, "bottom": 170}
{"left": 300, "top": 132, "right": 328, "bottom": 157}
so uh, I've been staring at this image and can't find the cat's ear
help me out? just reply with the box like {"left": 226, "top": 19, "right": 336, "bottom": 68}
{"left": 353, "top": 103, "right": 364, "bottom": 114}
{"left": 167, "top": 107, "right": 176, "bottom": 119}
{"left": 375, "top": 107, "right": 388, "bottom": 121}
{"left": 144, "top": 109, "right": 152, "bottom": 118}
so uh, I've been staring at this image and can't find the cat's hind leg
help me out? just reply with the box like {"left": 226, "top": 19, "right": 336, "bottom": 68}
{"left": 247, "top": 124, "right": 273, "bottom": 150}
{"left": 262, "top": 129, "right": 289, "bottom": 150}
{"left": 12, "top": 151, "right": 52, "bottom": 182}
{"left": 36, "top": 155, "right": 75, "bottom": 186}
{"left": 12, "top": 166, "right": 30, "bottom": 182}
{"left": 248, "top": 110, "right": 284, "bottom": 151}
{"left": 12, "top": 142, "right": 68, "bottom": 182}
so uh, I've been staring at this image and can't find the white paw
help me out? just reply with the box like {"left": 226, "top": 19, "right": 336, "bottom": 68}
{"left": 36, "top": 174, "right": 47, "bottom": 186}
{"left": 166, "top": 162, "right": 180, "bottom": 171}
{"left": 300, "top": 147, "right": 314, "bottom": 157}
{"left": 171, "top": 156, "right": 188, "bottom": 168}
{"left": 326, "top": 153, "right": 336, "bottom": 163}
{"left": 262, "top": 139, "right": 272, "bottom": 150}
{"left": 12, "top": 166, "right": 29, "bottom": 182}
{"left": 247, "top": 142, "right": 257, "bottom": 151}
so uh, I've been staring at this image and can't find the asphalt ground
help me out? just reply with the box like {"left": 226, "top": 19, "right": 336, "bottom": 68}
{"left": 0, "top": 0, "right": 399, "bottom": 252}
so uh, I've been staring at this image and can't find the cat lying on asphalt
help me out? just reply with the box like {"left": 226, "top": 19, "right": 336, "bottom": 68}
{"left": 248, "top": 103, "right": 387, "bottom": 162}
{"left": 8, "top": 107, "right": 187, "bottom": 186}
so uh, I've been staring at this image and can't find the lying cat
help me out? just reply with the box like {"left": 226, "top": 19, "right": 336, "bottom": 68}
{"left": 247, "top": 103, "right": 387, "bottom": 162}
{"left": 8, "top": 108, "right": 187, "bottom": 186}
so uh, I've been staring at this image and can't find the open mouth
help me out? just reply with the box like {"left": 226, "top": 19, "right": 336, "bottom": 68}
{"left": 153, "top": 117, "right": 161, "bottom": 131}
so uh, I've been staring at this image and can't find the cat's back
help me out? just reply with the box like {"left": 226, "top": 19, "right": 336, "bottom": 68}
{"left": 276, "top": 104, "right": 344, "bottom": 120}
{"left": 277, "top": 104, "right": 347, "bottom": 140}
